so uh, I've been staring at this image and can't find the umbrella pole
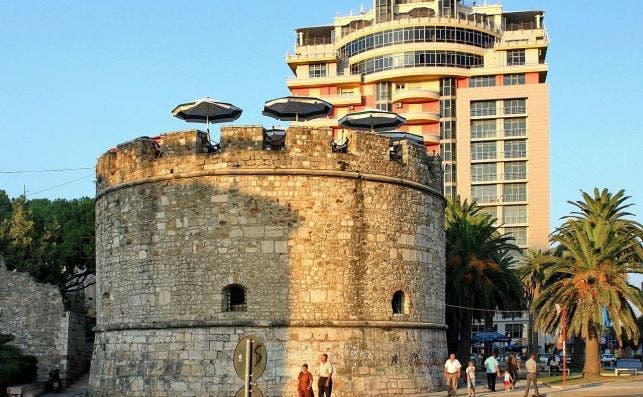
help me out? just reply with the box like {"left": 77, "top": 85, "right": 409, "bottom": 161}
{"left": 206, "top": 115, "right": 210, "bottom": 135}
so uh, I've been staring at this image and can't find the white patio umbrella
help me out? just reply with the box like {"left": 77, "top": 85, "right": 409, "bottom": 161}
{"left": 338, "top": 109, "right": 406, "bottom": 132}
{"left": 262, "top": 96, "right": 332, "bottom": 122}
{"left": 377, "top": 130, "right": 424, "bottom": 144}
{"left": 171, "top": 97, "right": 242, "bottom": 133}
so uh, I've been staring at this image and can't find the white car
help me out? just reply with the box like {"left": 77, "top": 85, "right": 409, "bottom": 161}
{"left": 601, "top": 354, "right": 617, "bottom": 365}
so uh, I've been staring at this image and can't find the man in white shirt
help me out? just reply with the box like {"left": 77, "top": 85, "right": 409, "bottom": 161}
{"left": 317, "top": 353, "right": 334, "bottom": 397}
{"left": 443, "top": 353, "right": 462, "bottom": 396}
{"left": 524, "top": 352, "right": 541, "bottom": 397}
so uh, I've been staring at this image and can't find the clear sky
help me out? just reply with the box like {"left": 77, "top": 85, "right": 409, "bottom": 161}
{"left": 0, "top": 0, "right": 641, "bottom": 230}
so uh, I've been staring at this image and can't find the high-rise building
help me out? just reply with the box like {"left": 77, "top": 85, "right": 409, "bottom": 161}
{"left": 286, "top": 0, "right": 550, "bottom": 343}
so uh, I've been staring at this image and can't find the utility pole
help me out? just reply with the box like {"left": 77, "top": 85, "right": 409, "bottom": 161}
{"left": 562, "top": 306, "right": 568, "bottom": 386}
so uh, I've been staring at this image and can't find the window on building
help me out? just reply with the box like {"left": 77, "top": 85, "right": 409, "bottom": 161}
{"left": 503, "top": 184, "right": 527, "bottom": 202}
{"left": 471, "top": 119, "right": 496, "bottom": 139}
{"left": 471, "top": 163, "right": 497, "bottom": 182}
{"left": 478, "top": 206, "right": 498, "bottom": 220}
{"left": 440, "top": 120, "right": 455, "bottom": 139}
{"left": 441, "top": 142, "right": 456, "bottom": 161}
{"left": 506, "top": 49, "right": 525, "bottom": 66}
{"left": 503, "top": 205, "right": 527, "bottom": 224}
{"left": 102, "top": 292, "right": 113, "bottom": 318}
{"left": 502, "top": 311, "right": 523, "bottom": 319}
{"left": 504, "top": 118, "right": 526, "bottom": 137}
{"left": 222, "top": 284, "right": 247, "bottom": 312}
{"left": 471, "top": 184, "right": 497, "bottom": 204}
{"left": 504, "top": 140, "right": 526, "bottom": 159}
{"left": 504, "top": 99, "right": 526, "bottom": 115}
{"left": 505, "top": 227, "right": 528, "bottom": 246}
{"left": 504, "top": 140, "right": 526, "bottom": 160}
{"left": 444, "top": 185, "right": 457, "bottom": 198}
{"left": 471, "top": 141, "right": 496, "bottom": 160}
{"left": 469, "top": 75, "right": 496, "bottom": 88}
{"left": 470, "top": 100, "right": 496, "bottom": 117}
{"left": 309, "top": 64, "right": 327, "bottom": 78}
{"left": 505, "top": 323, "right": 524, "bottom": 338}
{"left": 472, "top": 323, "right": 497, "bottom": 333}
{"left": 440, "top": 99, "right": 456, "bottom": 117}
{"left": 504, "top": 162, "right": 526, "bottom": 180}
{"left": 392, "top": 290, "right": 407, "bottom": 314}
{"left": 444, "top": 164, "right": 457, "bottom": 183}
{"left": 503, "top": 74, "right": 525, "bottom": 85}
{"left": 440, "top": 78, "right": 455, "bottom": 96}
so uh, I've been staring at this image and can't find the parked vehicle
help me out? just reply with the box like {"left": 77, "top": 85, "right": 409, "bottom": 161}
{"left": 601, "top": 353, "right": 617, "bottom": 366}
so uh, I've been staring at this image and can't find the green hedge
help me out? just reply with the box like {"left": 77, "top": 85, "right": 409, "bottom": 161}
{"left": 0, "top": 334, "right": 37, "bottom": 397}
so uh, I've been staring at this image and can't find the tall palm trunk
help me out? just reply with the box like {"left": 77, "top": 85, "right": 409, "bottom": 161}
{"left": 484, "top": 311, "right": 494, "bottom": 356}
{"left": 584, "top": 328, "right": 601, "bottom": 376}
{"left": 457, "top": 311, "right": 473, "bottom": 364}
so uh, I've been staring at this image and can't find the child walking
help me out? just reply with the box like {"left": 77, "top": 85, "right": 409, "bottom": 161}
{"left": 502, "top": 369, "right": 514, "bottom": 392}
{"left": 466, "top": 360, "right": 476, "bottom": 397}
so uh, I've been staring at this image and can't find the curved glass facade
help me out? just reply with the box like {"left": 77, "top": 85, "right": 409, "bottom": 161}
{"left": 339, "top": 26, "right": 496, "bottom": 59}
{"left": 350, "top": 51, "right": 483, "bottom": 75}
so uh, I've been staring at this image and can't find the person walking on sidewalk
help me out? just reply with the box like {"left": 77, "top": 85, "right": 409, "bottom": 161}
{"left": 523, "top": 352, "right": 541, "bottom": 397}
{"left": 444, "top": 353, "right": 462, "bottom": 396}
{"left": 484, "top": 352, "right": 500, "bottom": 392}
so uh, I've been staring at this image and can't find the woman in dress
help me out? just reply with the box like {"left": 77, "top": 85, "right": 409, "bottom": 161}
{"left": 298, "top": 363, "right": 314, "bottom": 397}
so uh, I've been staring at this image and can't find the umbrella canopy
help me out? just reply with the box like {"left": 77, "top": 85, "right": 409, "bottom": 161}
{"left": 376, "top": 130, "right": 424, "bottom": 144}
{"left": 172, "top": 97, "right": 242, "bottom": 132}
{"left": 338, "top": 109, "right": 406, "bottom": 132}
{"left": 472, "top": 331, "right": 510, "bottom": 344}
{"left": 262, "top": 96, "right": 332, "bottom": 122}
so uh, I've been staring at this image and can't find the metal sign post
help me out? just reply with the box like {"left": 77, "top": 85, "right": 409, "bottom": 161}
{"left": 234, "top": 335, "right": 267, "bottom": 397}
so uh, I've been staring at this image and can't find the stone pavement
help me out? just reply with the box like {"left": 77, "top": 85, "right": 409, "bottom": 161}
{"left": 36, "top": 373, "right": 643, "bottom": 397}
{"left": 427, "top": 376, "right": 643, "bottom": 397}
{"left": 39, "top": 372, "right": 88, "bottom": 397}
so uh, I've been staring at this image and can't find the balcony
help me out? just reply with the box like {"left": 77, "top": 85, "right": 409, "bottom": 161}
{"left": 503, "top": 151, "right": 527, "bottom": 159}
{"left": 401, "top": 111, "right": 440, "bottom": 123}
{"left": 392, "top": 88, "right": 440, "bottom": 103}
{"left": 470, "top": 107, "right": 527, "bottom": 119}
{"left": 503, "top": 216, "right": 528, "bottom": 224}
{"left": 503, "top": 172, "right": 527, "bottom": 181}
{"left": 502, "top": 194, "right": 527, "bottom": 203}
{"left": 322, "top": 93, "right": 363, "bottom": 106}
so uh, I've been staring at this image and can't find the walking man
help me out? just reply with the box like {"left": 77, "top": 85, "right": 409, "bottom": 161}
{"left": 443, "top": 353, "right": 462, "bottom": 396}
{"left": 483, "top": 352, "right": 500, "bottom": 392}
{"left": 317, "top": 353, "right": 334, "bottom": 397}
{"left": 524, "top": 352, "right": 541, "bottom": 397}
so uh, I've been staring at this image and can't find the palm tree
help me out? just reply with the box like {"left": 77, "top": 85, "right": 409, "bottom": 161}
{"left": 445, "top": 197, "right": 524, "bottom": 361}
{"left": 531, "top": 189, "right": 643, "bottom": 377}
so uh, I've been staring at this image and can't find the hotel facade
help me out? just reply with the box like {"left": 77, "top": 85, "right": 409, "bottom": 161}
{"left": 286, "top": 0, "right": 550, "bottom": 345}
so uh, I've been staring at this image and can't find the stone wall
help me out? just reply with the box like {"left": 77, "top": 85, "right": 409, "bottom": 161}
{"left": 0, "top": 261, "right": 87, "bottom": 381}
{"left": 90, "top": 127, "right": 446, "bottom": 396}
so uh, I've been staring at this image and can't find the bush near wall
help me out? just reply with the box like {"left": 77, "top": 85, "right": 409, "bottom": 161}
{"left": 0, "top": 334, "right": 37, "bottom": 397}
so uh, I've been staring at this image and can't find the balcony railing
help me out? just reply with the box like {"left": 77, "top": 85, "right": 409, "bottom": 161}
{"left": 471, "top": 152, "right": 497, "bottom": 161}
{"left": 470, "top": 107, "right": 527, "bottom": 118}
{"left": 503, "top": 215, "right": 527, "bottom": 224}
{"left": 503, "top": 194, "right": 527, "bottom": 202}
{"left": 504, "top": 172, "right": 526, "bottom": 180}
{"left": 504, "top": 150, "right": 527, "bottom": 159}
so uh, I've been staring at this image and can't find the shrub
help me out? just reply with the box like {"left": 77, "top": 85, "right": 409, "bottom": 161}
{"left": 0, "top": 334, "right": 38, "bottom": 397}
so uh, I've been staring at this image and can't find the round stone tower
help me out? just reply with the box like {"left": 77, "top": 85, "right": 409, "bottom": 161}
{"left": 89, "top": 127, "right": 446, "bottom": 396}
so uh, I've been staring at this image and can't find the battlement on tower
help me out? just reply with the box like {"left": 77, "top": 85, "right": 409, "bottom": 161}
{"left": 95, "top": 126, "right": 443, "bottom": 196}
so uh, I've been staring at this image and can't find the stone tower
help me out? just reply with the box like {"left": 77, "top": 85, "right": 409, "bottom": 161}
{"left": 89, "top": 127, "right": 446, "bottom": 396}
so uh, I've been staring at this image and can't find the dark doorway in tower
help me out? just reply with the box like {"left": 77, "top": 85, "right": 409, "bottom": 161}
{"left": 223, "top": 284, "right": 247, "bottom": 312}
{"left": 392, "top": 290, "right": 406, "bottom": 314}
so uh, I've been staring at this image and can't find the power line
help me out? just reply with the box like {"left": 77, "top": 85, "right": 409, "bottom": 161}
{"left": 25, "top": 175, "right": 94, "bottom": 197}
{"left": 445, "top": 304, "right": 525, "bottom": 313}
{"left": 0, "top": 167, "right": 92, "bottom": 174}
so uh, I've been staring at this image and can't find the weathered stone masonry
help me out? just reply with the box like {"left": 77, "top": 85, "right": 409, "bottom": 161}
{"left": 90, "top": 127, "right": 447, "bottom": 396}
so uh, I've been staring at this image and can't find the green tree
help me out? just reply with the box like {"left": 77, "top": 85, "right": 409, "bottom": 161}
{"left": 531, "top": 189, "right": 642, "bottom": 377}
{"left": 0, "top": 192, "right": 95, "bottom": 296}
{"left": 445, "top": 197, "right": 524, "bottom": 361}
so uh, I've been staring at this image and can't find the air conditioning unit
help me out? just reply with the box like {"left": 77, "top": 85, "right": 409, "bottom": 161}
{"left": 396, "top": 102, "right": 403, "bottom": 108}
{"left": 349, "top": 105, "right": 354, "bottom": 110}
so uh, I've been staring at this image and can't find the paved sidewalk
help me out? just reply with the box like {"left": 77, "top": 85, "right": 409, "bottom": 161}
{"left": 427, "top": 377, "right": 643, "bottom": 397}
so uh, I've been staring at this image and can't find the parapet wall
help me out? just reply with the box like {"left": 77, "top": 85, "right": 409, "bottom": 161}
{"left": 95, "top": 127, "right": 443, "bottom": 196}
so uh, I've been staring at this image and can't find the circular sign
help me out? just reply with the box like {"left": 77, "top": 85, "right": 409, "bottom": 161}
{"left": 233, "top": 335, "right": 267, "bottom": 380}
{"left": 235, "top": 386, "right": 264, "bottom": 397}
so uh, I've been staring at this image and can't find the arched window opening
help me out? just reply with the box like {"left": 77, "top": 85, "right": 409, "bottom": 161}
{"left": 392, "top": 290, "right": 406, "bottom": 314}
{"left": 223, "top": 284, "right": 247, "bottom": 312}
{"left": 102, "top": 292, "right": 113, "bottom": 318}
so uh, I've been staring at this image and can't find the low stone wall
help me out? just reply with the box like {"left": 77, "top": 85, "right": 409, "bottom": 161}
{"left": 90, "top": 325, "right": 446, "bottom": 396}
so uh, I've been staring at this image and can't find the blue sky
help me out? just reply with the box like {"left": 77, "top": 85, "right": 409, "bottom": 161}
{"left": 0, "top": 0, "right": 641, "bottom": 229}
